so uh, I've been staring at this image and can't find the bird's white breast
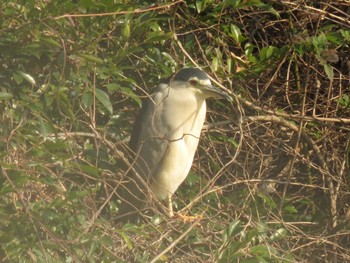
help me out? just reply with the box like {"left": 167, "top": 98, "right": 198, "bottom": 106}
{"left": 137, "top": 84, "right": 207, "bottom": 199}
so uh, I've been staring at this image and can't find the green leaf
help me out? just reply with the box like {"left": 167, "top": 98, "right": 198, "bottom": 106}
{"left": 270, "top": 228, "right": 288, "bottom": 241}
{"left": 266, "top": 46, "right": 275, "bottom": 58}
{"left": 107, "top": 84, "right": 142, "bottom": 106}
{"left": 312, "top": 33, "right": 327, "bottom": 54}
{"left": 257, "top": 192, "right": 277, "bottom": 209}
{"left": 0, "top": 92, "right": 13, "bottom": 100}
{"left": 228, "top": 220, "right": 242, "bottom": 236}
{"left": 245, "top": 228, "right": 259, "bottom": 243}
{"left": 145, "top": 32, "right": 173, "bottom": 44}
{"left": 80, "top": 165, "right": 100, "bottom": 177}
{"left": 249, "top": 245, "right": 270, "bottom": 257}
{"left": 245, "top": 43, "right": 257, "bottom": 63}
{"left": 0, "top": 183, "right": 14, "bottom": 195}
{"left": 82, "top": 92, "right": 93, "bottom": 109}
{"left": 121, "top": 22, "right": 131, "bottom": 40}
{"left": 40, "top": 37, "right": 62, "bottom": 48}
{"left": 95, "top": 88, "right": 113, "bottom": 114}
{"left": 230, "top": 24, "right": 246, "bottom": 44}
{"left": 223, "top": 0, "right": 242, "bottom": 8}
{"left": 260, "top": 46, "right": 276, "bottom": 60}
{"left": 323, "top": 63, "right": 334, "bottom": 81}
{"left": 151, "top": 214, "right": 163, "bottom": 225}
{"left": 283, "top": 204, "right": 298, "bottom": 214}
{"left": 13, "top": 72, "right": 24, "bottom": 84}
{"left": 196, "top": 0, "right": 208, "bottom": 13}
{"left": 38, "top": 116, "right": 52, "bottom": 138}
{"left": 222, "top": 220, "right": 242, "bottom": 243}
{"left": 259, "top": 3, "right": 280, "bottom": 18}
{"left": 226, "top": 57, "right": 233, "bottom": 74}
{"left": 78, "top": 53, "right": 103, "bottom": 64}
{"left": 340, "top": 29, "right": 350, "bottom": 41}
{"left": 338, "top": 94, "right": 350, "bottom": 108}
{"left": 18, "top": 71, "right": 36, "bottom": 86}
{"left": 57, "top": 90, "right": 74, "bottom": 119}
{"left": 212, "top": 57, "right": 219, "bottom": 72}
{"left": 119, "top": 231, "right": 133, "bottom": 250}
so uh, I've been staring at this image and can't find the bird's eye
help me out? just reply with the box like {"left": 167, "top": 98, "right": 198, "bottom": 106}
{"left": 189, "top": 79, "right": 197, "bottom": 86}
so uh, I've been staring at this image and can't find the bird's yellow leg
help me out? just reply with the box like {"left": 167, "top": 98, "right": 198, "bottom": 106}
{"left": 167, "top": 193, "right": 174, "bottom": 218}
{"left": 167, "top": 193, "right": 203, "bottom": 222}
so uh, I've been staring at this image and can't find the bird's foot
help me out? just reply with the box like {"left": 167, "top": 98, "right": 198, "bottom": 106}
{"left": 176, "top": 213, "right": 203, "bottom": 223}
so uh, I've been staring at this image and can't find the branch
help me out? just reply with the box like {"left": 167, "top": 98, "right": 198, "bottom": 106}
{"left": 54, "top": 1, "right": 184, "bottom": 20}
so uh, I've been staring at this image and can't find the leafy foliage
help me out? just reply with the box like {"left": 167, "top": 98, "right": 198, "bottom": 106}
{"left": 1, "top": 0, "right": 349, "bottom": 262}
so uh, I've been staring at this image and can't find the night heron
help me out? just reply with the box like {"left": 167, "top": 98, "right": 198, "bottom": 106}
{"left": 118, "top": 67, "right": 231, "bottom": 221}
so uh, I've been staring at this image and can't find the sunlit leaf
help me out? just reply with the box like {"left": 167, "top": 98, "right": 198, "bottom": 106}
{"left": 17, "top": 71, "right": 36, "bottom": 86}
{"left": 230, "top": 24, "right": 246, "bottom": 44}
{"left": 95, "top": 88, "right": 113, "bottom": 114}
{"left": 270, "top": 228, "right": 288, "bottom": 241}
{"left": 196, "top": 0, "right": 208, "bottom": 13}
{"left": 212, "top": 57, "right": 219, "bottom": 72}
{"left": 228, "top": 220, "right": 242, "bottom": 237}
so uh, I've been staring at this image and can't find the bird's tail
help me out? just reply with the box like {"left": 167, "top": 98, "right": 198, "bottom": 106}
{"left": 117, "top": 174, "right": 149, "bottom": 223}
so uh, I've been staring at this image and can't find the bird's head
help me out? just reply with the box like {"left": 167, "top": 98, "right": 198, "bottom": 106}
{"left": 171, "top": 68, "right": 232, "bottom": 101}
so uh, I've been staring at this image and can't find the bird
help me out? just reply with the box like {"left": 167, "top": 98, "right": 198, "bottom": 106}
{"left": 118, "top": 67, "right": 231, "bottom": 222}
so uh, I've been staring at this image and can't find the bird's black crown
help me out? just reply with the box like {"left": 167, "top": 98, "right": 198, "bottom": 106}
{"left": 173, "top": 68, "right": 209, "bottom": 82}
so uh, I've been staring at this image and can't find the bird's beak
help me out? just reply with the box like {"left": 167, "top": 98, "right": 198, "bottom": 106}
{"left": 204, "top": 84, "right": 232, "bottom": 101}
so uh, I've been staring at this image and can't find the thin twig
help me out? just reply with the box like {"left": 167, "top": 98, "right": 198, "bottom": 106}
{"left": 150, "top": 220, "right": 200, "bottom": 263}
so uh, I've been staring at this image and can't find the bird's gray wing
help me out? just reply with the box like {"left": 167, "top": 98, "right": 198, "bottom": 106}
{"left": 128, "top": 98, "right": 149, "bottom": 152}
{"left": 117, "top": 84, "right": 169, "bottom": 222}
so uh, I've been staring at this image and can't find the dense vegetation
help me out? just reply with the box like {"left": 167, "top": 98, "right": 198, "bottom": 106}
{"left": 1, "top": 0, "right": 349, "bottom": 262}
